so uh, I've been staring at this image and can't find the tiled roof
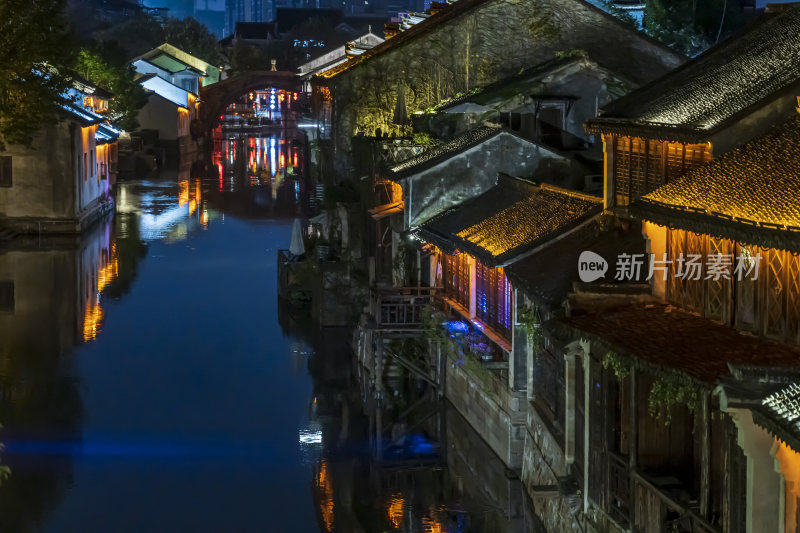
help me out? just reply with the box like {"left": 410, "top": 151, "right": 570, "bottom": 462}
{"left": 586, "top": 7, "right": 800, "bottom": 140}
{"left": 390, "top": 124, "right": 503, "bottom": 177}
{"left": 505, "top": 220, "right": 646, "bottom": 309}
{"left": 416, "top": 175, "right": 601, "bottom": 266}
{"left": 320, "top": 0, "right": 682, "bottom": 83}
{"left": 753, "top": 383, "right": 800, "bottom": 452}
{"left": 555, "top": 303, "right": 800, "bottom": 384}
{"left": 632, "top": 116, "right": 800, "bottom": 252}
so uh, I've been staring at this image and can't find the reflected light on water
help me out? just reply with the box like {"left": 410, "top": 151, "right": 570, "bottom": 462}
{"left": 387, "top": 494, "right": 405, "bottom": 529}
{"left": 317, "top": 458, "right": 334, "bottom": 532}
{"left": 422, "top": 515, "right": 444, "bottom": 533}
{"left": 82, "top": 300, "right": 104, "bottom": 342}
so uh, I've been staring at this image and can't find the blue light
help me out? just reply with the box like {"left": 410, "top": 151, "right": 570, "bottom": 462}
{"left": 444, "top": 321, "right": 469, "bottom": 334}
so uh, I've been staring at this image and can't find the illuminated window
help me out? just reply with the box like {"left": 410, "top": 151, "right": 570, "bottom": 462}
{"left": 475, "top": 263, "right": 513, "bottom": 341}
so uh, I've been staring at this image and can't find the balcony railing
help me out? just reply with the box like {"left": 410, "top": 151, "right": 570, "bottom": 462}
{"left": 375, "top": 286, "right": 441, "bottom": 328}
{"left": 632, "top": 471, "right": 719, "bottom": 533}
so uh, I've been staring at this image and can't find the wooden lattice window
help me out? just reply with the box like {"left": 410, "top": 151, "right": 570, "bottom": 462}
{"left": 645, "top": 139, "right": 663, "bottom": 192}
{"left": 764, "top": 248, "right": 786, "bottom": 339}
{"left": 787, "top": 252, "right": 800, "bottom": 345}
{"left": 614, "top": 136, "right": 631, "bottom": 206}
{"left": 629, "top": 137, "right": 647, "bottom": 200}
{"left": 705, "top": 237, "right": 732, "bottom": 322}
{"left": 735, "top": 245, "right": 758, "bottom": 331}
{"left": 665, "top": 142, "right": 684, "bottom": 182}
{"left": 443, "top": 253, "right": 470, "bottom": 310}
{"left": 684, "top": 232, "right": 706, "bottom": 312}
{"left": 667, "top": 228, "right": 685, "bottom": 305}
{"left": 476, "top": 263, "right": 513, "bottom": 341}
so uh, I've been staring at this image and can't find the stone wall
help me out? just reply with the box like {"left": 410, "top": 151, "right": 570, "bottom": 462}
{"left": 326, "top": 0, "right": 684, "bottom": 166}
{"left": 0, "top": 122, "right": 76, "bottom": 220}
{"left": 445, "top": 349, "right": 527, "bottom": 469}
{"left": 522, "top": 405, "right": 588, "bottom": 532}
{"left": 402, "top": 132, "right": 585, "bottom": 227}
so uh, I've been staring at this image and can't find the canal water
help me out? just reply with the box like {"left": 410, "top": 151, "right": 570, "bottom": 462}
{"left": 0, "top": 134, "right": 537, "bottom": 532}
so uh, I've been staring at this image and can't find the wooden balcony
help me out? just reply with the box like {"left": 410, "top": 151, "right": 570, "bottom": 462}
{"left": 632, "top": 471, "right": 719, "bottom": 533}
{"left": 374, "top": 286, "right": 442, "bottom": 330}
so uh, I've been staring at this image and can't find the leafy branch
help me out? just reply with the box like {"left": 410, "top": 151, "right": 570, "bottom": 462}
{"left": 648, "top": 375, "right": 699, "bottom": 425}
{"left": 602, "top": 351, "right": 629, "bottom": 381}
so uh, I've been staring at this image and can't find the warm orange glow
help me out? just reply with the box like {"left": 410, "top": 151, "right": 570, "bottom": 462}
{"left": 97, "top": 243, "right": 119, "bottom": 294}
{"left": 421, "top": 515, "right": 443, "bottom": 533}
{"left": 387, "top": 494, "right": 404, "bottom": 528}
{"left": 178, "top": 179, "right": 189, "bottom": 207}
{"left": 83, "top": 300, "right": 104, "bottom": 342}
{"left": 778, "top": 442, "right": 800, "bottom": 533}
{"left": 317, "top": 459, "right": 334, "bottom": 531}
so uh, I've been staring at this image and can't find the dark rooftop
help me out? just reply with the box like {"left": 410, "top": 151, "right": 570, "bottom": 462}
{"left": 416, "top": 175, "right": 601, "bottom": 266}
{"left": 631, "top": 116, "right": 800, "bottom": 253}
{"left": 390, "top": 124, "right": 504, "bottom": 178}
{"left": 505, "top": 219, "right": 646, "bottom": 309}
{"left": 555, "top": 302, "right": 800, "bottom": 385}
{"left": 321, "top": 0, "right": 683, "bottom": 84}
{"left": 586, "top": 6, "right": 800, "bottom": 140}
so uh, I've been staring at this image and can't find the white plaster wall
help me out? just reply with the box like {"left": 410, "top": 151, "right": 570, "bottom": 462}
{"left": 137, "top": 95, "right": 180, "bottom": 141}
{"left": 404, "top": 132, "right": 584, "bottom": 228}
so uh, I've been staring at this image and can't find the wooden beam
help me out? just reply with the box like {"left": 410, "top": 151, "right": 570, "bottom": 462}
{"left": 699, "top": 390, "right": 711, "bottom": 518}
{"left": 629, "top": 365, "right": 638, "bottom": 528}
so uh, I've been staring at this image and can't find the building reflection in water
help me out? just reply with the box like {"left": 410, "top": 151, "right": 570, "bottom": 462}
{"left": 280, "top": 301, "right": 541, "bottom": 533}
{"left": 0, "top": 215, "right": 123, "bottom": 531}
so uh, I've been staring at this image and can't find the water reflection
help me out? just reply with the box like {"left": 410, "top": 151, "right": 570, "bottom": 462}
{"left": 282, "top": 307, "right": 540, "bottom": 533}
{"left": 0, "top": 126, "right": 539, "bottom": 532}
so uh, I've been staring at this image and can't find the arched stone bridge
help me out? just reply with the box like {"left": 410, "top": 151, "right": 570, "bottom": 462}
{"left": 196, "top": 71, "right": 301, "bottom": 132}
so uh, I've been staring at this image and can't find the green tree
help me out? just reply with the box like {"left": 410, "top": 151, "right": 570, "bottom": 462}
{"left": 73, "top": 44, "right": 148, "bottom": 131}
{"left": 0, "top": 0, "right": 75, "bottom": 148}
{"left": 644, "top": 0, "right": 744, "bottom": 55}
{"left": 224, "top": 42, "right": 272, "bottom": 76}
{"left": 94, "top": 12, "right": 165, "bottom": 58}
{"left": 163, "top": 16, "right": 224, "bottom": 66}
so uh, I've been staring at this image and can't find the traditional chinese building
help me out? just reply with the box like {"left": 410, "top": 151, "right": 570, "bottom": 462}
{"left": 316, "top": 0, "right": 684, "bottom": 176}
{"left": 534, "top": 7, "right": 800, "bottom": 530}
{"left": 132, "top": 44, "right": 218, "bottom": 161}
{"left": 0, "top": 78, "right": 119, "bottom": 235}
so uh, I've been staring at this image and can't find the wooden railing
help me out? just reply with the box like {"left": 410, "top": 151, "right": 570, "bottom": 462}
{"left": 607, "top": 452, "right": 631, "bottom": 527}
{"left": 375, "top": 286, "right": 441, "bottom": 327}
{"left": 632, "top": 471, "right": 719, "bottom": 533}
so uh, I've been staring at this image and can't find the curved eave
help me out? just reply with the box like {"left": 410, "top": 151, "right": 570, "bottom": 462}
{"left": 629, "top": 201, "right": 800, "bottom": 254}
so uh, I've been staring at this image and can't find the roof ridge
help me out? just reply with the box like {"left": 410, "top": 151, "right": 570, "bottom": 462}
{"left": 321, "top": 0, "right": 683, "bottom": 79}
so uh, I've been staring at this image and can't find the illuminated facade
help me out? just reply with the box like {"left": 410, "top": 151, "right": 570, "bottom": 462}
{"left": 0, "top": 79, "right": 119, "bottom": 234}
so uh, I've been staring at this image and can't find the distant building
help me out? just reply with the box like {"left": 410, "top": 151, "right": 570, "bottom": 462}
{"left": 225, "top": 0, "right": 275, "bottom": 36}
{"left": 219, "top": 21, "right": 279, "bottom": 47}
{"left": 194, "top": 0, "right": 226, "bottom": 37}
{"left": 298, "top": 30, "right": 383, "bottom": 91}
{"left": 131, "top": 44, "right": 217, "bottom": 159}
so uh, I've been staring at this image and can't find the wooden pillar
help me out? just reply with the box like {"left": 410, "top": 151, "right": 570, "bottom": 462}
{"left": 469, "top": 257, "right": 477, "bottom": 318}
{"left": 603, "top": 134, "right": 615, "bottom": 210}
{"left": 436, "top": 342, "right": 446, "bottom": 399}
{"left": 374, "top": 333, "right": 384, "bottom": 461}
{"left": 700, "top": 390, "right": 712, "bottom": 518}
{"left": 564, "top": 349, "right": 577, "bottom": 466}
{"left": 629, "top": 366, "right": 638, "bottom": 528}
